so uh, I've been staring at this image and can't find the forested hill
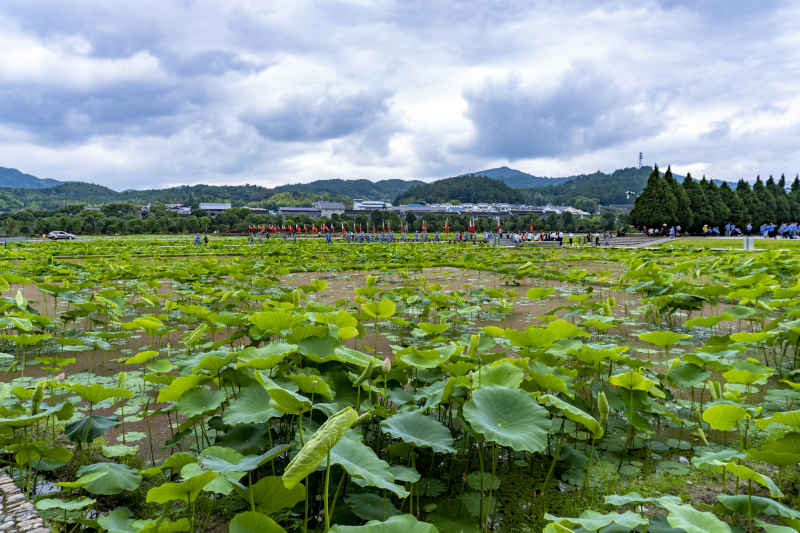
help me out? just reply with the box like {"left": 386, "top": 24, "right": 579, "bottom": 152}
{"left": 270, "top": 178, "right": 424, "bottom": 198}
{"left": 461, "top": 166, "right": 570, "bottom": 188}
{"left": 0, "top": 167, "right": 61, "bottom": 188}
{"left": 395, "top": 176, "right": 524, "bottom": 204}
{"left": 527, "top": 167, "right": 654, "bottom": 205}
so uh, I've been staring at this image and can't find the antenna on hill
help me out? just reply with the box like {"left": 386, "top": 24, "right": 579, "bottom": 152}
{"left": 638, "top": 152, "right": 643, "bottom": 169}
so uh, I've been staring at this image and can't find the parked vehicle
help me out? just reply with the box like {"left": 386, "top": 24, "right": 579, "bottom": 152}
{"left": 47, "top": 231, "right": 75, "bottom": 240}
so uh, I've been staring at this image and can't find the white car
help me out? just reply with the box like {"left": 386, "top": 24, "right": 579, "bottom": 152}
{"left": 47, "top": 231, "right": 76, "bottom": 240}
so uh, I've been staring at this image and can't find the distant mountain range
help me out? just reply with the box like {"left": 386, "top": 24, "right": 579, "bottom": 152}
{"left": 0, "top": 164, "right": 727, "bottom": 212}
{"left": 0, "top": 167, "right": 61, "bottom": 188}
{"left": 460, "top": 166, "right": 571, "bottom": 188}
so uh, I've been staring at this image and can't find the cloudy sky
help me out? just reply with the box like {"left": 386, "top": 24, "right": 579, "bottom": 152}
{"left": 0, "top": 0, "right": 798, "bottom": 190}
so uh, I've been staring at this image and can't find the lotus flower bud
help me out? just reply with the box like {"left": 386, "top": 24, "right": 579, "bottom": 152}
{"left": 598, "top": 391, "right": 609, "bottom": 425}
{"left": 382, "top": 356, "right": 391, "bottom": 373}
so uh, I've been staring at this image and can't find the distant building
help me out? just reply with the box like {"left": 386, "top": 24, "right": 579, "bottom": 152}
{"left": 278, "top": 206, "right": 321, "bottom": 218}
{"left": 199, "top": 202, "right": 231, "bottom": 216}
{"left": 165, "top": 204, "right": 192, "bottom": 216}
{"left": 314, "top": 201, "right": 345, "bottom": 217}
{"left": 352, "top": 199, "right": 392, "bottom": 211}
{"left": 243, "top": 206, "right": 270, "bottom": 215}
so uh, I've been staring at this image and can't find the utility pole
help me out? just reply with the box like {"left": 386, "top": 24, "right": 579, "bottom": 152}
{"left": 638, "top": 152, "right": 643, "bottom": 169}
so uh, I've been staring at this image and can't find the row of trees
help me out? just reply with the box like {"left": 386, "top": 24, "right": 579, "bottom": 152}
{"left": 0, "top": 202, "right": 627, "bottom": 237}
{"left": 630, "top": 166, "right": 800, "bottom": 232}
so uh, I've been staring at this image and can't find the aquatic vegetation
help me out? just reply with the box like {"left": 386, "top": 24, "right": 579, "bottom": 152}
{"left": 0, "top": 237, "right": 798, "bottom": 532}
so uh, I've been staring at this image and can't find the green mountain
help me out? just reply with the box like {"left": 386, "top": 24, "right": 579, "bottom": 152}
{"left": 271, "top": 178, "right": 424, "bottom": 199}
{"left": 395, "top": 176, "right": 523, "bottom": 204}
{"left": 462, "top": 166, "right": 570, "bottom": 189}
{"left": 0, "top": 167, "right": 61, "bottom": 188}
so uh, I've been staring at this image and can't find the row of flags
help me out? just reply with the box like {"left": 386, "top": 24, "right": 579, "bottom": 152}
{"left": 248, "top": 218, "right": 533, "bottom": 234}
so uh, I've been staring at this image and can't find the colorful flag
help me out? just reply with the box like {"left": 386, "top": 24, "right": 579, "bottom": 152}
{"left": 444, "top": 218, "right": 449, "bottom": 233}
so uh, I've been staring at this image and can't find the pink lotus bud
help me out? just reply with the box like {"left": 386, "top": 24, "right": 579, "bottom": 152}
{"left": 382, "top": 356, "right": 391, "bottom": 373}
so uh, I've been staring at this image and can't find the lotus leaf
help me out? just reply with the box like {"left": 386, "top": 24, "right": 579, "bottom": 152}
{"left": 660, "top": 502, "right": 732, "bottom": 533}
{"left": 702, "top": 403, "right": 748, "bottom": 431}
{"left": 223, "top": 384, "right": 281, "bottom": 425}
{"left": 380, "top": 411, "right": 455, "bottom": 453}
{"left": 229, "top": 511, "right": 287, "bottom": 533}
{"left": 463, "top": 385, "right": 550, "bottom": 452}
{"left": 75, "top": 462, "right": 142, "bottom": 495}
{"left": 329, "top": 514, "right": 438, "bottom": 532}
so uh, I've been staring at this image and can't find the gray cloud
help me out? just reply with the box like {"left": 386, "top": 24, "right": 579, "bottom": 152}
{"left": 0, "top": 1, "right": 797, "bottom": 188}
{"left": 242, "top": 90, "right": 391, "bottom": 143}
{"left": 462, "top": 68, "right": 661, "bottom": 159}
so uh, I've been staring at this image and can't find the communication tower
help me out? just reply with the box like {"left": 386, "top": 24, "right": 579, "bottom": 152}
{"left": 638, "top": 152, "right": 643, "bottom": 168}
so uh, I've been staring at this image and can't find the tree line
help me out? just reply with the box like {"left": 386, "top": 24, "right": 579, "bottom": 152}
{"left": 0, "top": 202, "right": 627, "bottom": 237}
{"left": 630, "top": 166, "right": 800, "bottom": 232}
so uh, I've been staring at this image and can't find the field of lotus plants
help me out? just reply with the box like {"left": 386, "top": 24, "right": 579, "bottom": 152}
{"left": 0, "top": 236, "right": 799, "bottom": 532}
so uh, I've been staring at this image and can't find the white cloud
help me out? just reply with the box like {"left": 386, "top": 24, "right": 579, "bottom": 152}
{"left": 0, "top": 1, "right": 798, "bottom": 188}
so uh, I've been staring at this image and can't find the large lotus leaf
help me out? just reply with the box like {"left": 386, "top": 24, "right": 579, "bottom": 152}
{"left": 545, "top": 319, "right": 591, "bottom": 340}
{"left": 283, "top": 407, "right": 359, "bottom": 489}
{"left": 747, "top": 432, "right": 800, "bottom": 466}
{"left": 691, "top": 449, "right": 745, "bottom": 472}
{"left": 76, "top": 463, "right": 142, "bottom": 495}
{"left": 754, "top": 520, "right": 797, "bottom": 533}
{"left": 0, "top": 401, "right": 73, "bottom": 428}
{"left": 389, "top": 465, "right": 420, "bottom": 484}
{"left": 661, "top": 502, "right": 732, "bottom": 533}
{"left": 526, "top": 287, "right": 556, "bottom": 300}
{"left": 176, "top": 386, "right": 225, "bottom": 418}
{"left": 396, "top": 344, "right": 460, "bottom": 369}
{"left": 538, "top": 394, "right": 603, "bottom": 439}
{"left": 730, "top": 331, "right": 776, "bottom": 344}
{"left": 724, "top": 463, "right": 784, "bottom": 498}
{"left": 685, "top": 313, "right": 734, "bottom": 328}
{"left": 667, "top": 361, "right": 711, "bottom": 388}
{"left": 380, "top": 411, "right": 455, "bottom": 453}
{"left": 604, "top": 492, "right": 681, "bottom": 507}
{"left": 70, "top": 383, "right": 131, "bottom": 403}
{"left": 214, "top": 423, "right": 271, "bottom": 454}
{"left": 236, "top": 343, "right": 297, "bottom": 369}
{"left": 125, "top": 350, "right": 159, "bottom": 365}
{"left": 718, "top": 494, "right": 800, "bottom": 520}
{"left": 248, "top": 476, "right": 305, "bottom": 515}
{"left": 361, "top": 300, "right": 396, "bottom": 319}
{"left": 330, "top": 432, "right": 408, "bottom": 498}
{"left": 723, "top": 368, "right": 772, "bottom": 385}
{"left": 157, "top": 375, "right": 207, "bottom": 403}
{"left": 203, "top": 444, "right": 290, "bottom": 475}
{"left": 147, "top": 471, "right": 218, "bottom": 504}
{"left": 543, "top": 524, "right": 573, "bottom": 533}
{"left": 257, "top": 376, "right": 312, "bottom": 415}
{"left": 223, "top": 385, "right": 281, "bottom": 425}
{"left": 545, "top": 510, "right": 649, "bottom": 531}
{"left": 66, "top": 415, "right": 119, "bottom": 443}
{"left": 229, "top": 511, "right": 287, "bottom": 533}
{"left": 248, "top": 310, "right": 303, "bottom": 334}
{"left": 56, "top": 470, "right": 108, "bottom": 489}
{"left": 345, "top": 492, "right": 401, "bottom": 521}
{"left": 181, "top": 462, "right": 237, "bottom": 495}
{"left": 473, "top": 360, "right": 524, "bottom": 389}
{"left": 755, "top": 409, "right": 800, "bottom": 430}
{"left": 638, "top": 331, "right": 691, "bottom": 347}
{"left": 417, "top": 322, "right": 450, "bottom": 336}
{"left": 329, "top": 514, "right": 438, "bottom": 532}
{"left": 288, "top": 373, "right": 335, "bottom": 399}
{"left": 462, "top": 385, "right": 551, "bottom": 452}
{"left": 702, "top": 403, "right": 748, "bottom": 431}
{"left": 36, "top": 497, "right": 96, "bottom": 511}
{"left": 609, "top": 371, "right": 656, "bottom": 392}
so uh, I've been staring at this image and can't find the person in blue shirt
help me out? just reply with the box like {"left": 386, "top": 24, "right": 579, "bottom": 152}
{"left": 194, "top": 233, "right": 202, "bottom": 245}
{"left": 746, "top": 223, "right": 752, "bottom": 235}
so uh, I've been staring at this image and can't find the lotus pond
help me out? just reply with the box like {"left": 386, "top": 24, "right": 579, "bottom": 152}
{"left": 0, "top": 237, "right": 799, "bottom": 533}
